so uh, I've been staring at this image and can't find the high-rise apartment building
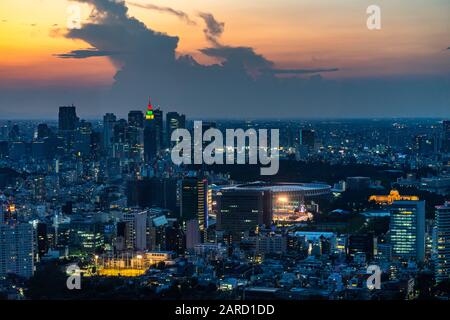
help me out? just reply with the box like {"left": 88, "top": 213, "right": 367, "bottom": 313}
{"left": 0, "top": 223, "right": 34, "bottom": 278}
{"left": 435, "top": 202, "right": 450, "bottom": 283}
{"left": 389, "top": 200, "right": 425, "bottom": 262}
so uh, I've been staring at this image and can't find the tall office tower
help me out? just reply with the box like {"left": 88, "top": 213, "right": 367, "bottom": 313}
{"left": 299, "top": 129, "right": 315, "bottom": 148}
{"left": 74, "top": 120, "right": 92, "bottom": 156}
{"left": 0, "top": 223, "right": 34, "bottom": 279}
{"left": 128, "top": 111, "right": 144, "bottom": 160}
{"left": 58, "top": 105, "right": 78, "bottom": 132}
{"left": 181, "top": 175, "right": 209, "bottom": 233}
{"left": 103, "top": 113, "right": 116, "bottom": 155}
{"left": 389, "top": 200, "right": 425, "bottom": 262}
{"left": 153, "top": 108, "right": 163, "bottom": 150}
{"left": 144, "top": 125, "right": 157, "bottom": 162}
{"left": 37, "top": 123, "right": 50, "bottom": 140}
{"left": 443, "top": 120, "right": 450, "bottom": 153}
{"left": 128, "top": 110, "right": 144, "bottom": 128}
{"left": 144, "top": 99, "right": 163, "bottom": 161}
{"left": 217, "top": 187, "right": 272, "bottom": 243}
{"left": 435, "top": 202, "right": 450, "bottom": 283}
{"left": 166, "top": 112, "right": 186, "bottom": 147}
{"left": 113, "top": 119, "right": 128, "bottom": 144}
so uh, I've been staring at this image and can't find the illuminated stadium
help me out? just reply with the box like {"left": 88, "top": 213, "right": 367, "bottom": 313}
{"left": 219, "top": 182, "right": 332, "bottom": 224}
{"left": 228, "top": 182, "right": 332, "bottom": 198}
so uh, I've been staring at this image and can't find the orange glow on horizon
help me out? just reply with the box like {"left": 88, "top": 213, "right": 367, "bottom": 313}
{"left": 0, "top": 0, "right": 449, "bottom": 88}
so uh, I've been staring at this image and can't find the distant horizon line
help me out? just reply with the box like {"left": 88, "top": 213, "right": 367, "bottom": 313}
{"left": 0, "top": 116, "right": 448, "bottom": 122}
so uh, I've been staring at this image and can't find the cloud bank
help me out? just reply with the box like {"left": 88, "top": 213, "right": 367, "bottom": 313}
{"left": 1, "top": 0, "right": 448, "bottom": 119}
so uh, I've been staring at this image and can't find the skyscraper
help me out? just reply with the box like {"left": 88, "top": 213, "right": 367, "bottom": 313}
{"left": 389, "top": 200, "right": 425, "bottom": 262}
{"left": 217, "top": 186, "right": 272, "bottom": 243}
{"left": 166, "top": 112, "right": 186, "bottom": 147}
{"left": 0, "top": 223, "right": 34, "bottom": 279}
{"left": 435, "top": 202, "right": 450, "bottom": 283}
{"left": 127, "top": 111, "right": 144, "bottom": 161}
{"left": 143, "top": 98, "right": 163, "bottom": 161}
{"left": 74, "top": 120, "right": 92, "bottom": 156}
{"left": 128, "top": 110, "right": 144, "bottom": 128}
{"left": 58, "top": 105, "right": 78, "bottom": 132}
{"left": 153, "top": 108, "right": 163, "bottom": 151}
{"left": 103, "top": 113, "right": 116, "bottom": 156}
{"left": 181, "top": 175, "right": 209, "bottom": 232}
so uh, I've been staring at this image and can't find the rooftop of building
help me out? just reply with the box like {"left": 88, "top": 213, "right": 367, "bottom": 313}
{"left": 221, "top": 181, "right": 331, "bottom": 193}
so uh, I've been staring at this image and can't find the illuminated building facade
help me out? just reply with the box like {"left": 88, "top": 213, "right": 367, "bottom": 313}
{"left": 128, "top": 110, "right": 144, "bottom": 160}
{"left": 181, "top": 176, "right": 209, "bottom": 231}
{"left": 96, "top": 251, "right": 175, "bottom": 277}
{"left": 69, "top": 221, "right": 105, "bottom": 255}
{"left": 435, "top": 202, "right": 450, "bottom": 283}
{"left": 0, "top": 223, "right": 34, "bottom": 278}
{"left": 218, "top": 182, "right": 331, "bottom": 229}
{"left": 143, "top": 98, "right": 163, "bottom": 161}
{"left": 389, "top": 200, "right": 425, "bottom": 262}
{"left": 369, "top": 190, "right": 419, "bottom": 205}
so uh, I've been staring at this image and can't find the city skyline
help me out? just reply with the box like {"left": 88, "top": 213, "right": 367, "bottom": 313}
{"left": 1, "top": 103, "right": 450, "bottom": 300}
{"left": 0, "top": 0, "right": 449, "bottom": 119}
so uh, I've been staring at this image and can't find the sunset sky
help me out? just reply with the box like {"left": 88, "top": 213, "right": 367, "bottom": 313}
{"left": 0, "top": 0, "right": 449, "bottom": 118}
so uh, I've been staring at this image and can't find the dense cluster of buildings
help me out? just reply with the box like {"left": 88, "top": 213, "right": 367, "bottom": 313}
{"left": 0, "top": 104, "right": 450, "bottom": 300}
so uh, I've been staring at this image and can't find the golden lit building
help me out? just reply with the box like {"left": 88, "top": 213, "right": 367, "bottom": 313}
{"left": 369, "top": 190, "right": 419, "bottom": 205}
{"left": 96, "top": 251, "right": 175, "bottom": 277}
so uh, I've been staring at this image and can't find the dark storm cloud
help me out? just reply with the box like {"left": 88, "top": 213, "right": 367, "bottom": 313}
{"left": 128, "top": 2, "right": 196, "bottom": 25}
{"left": 55, "top": 48, "right": 119, "bottom": 59}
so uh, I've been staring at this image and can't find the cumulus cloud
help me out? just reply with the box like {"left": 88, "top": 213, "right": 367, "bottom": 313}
{"left": 196, "top": 12, "right": 338, "bottom": 77}
{"left": 34, "top": 0, "right": 447, "bottom": 119}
